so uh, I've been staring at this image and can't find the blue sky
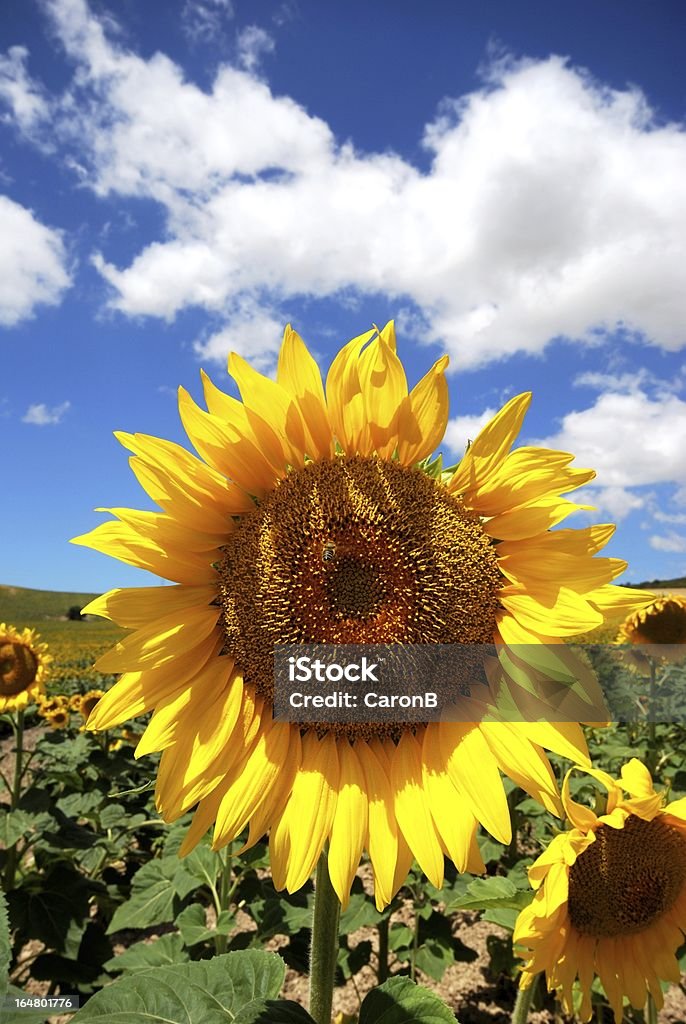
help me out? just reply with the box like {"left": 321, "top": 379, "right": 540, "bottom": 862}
{"left": 1, "top": 0, "right": 685, "bottom": 593}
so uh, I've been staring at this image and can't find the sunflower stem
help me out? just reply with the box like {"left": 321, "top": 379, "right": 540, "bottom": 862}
{"left": 377, "top": 915, "right": 389, "bottom": 983}
{"left": 309, "top": 849, "right": 341, "bottom": 1024}
{"left": 511, "top": 977, "right": 537, "bottom": 1024}
{"left": 646, "top": 992, "right": 658, "bottom": 1024}
{"left": 646, "top": 658, "right": 658, "bottom": 776}
{"left": 4, "top": 709, "right": 25, "bottom": 889}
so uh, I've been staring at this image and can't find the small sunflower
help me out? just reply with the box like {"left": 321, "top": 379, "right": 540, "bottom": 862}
{"left": 617, "top": 594, "right": 686, "bottom": 665}
{"left": 514, "top": 759, "right": 686, "bottom": 1021}
{"left": 38, "top": 694, "right": 69, "bottom": 716}
{"left": 69, "top": 693, "right": 83, "bottom": 712}
{"left": 46, "top": 707, "right": 70, "bottom": 730}
{"left": 78, "top": 689, "right": 104, "bottom": 721}
{"left": 0, "top": 623, "right": 50, "bottom": 714}
{"left": 73, "top": 322, "right": 649, "bottom": 908}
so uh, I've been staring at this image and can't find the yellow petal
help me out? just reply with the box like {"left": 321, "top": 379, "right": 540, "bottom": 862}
{"left": 391, "top": 730, "right": 444, "bottom": 887}
{"left": 358, "top": 739, "right": 399, "bottom": 910}
{"left": 328, "top": 740, "right": 368, "bottom": 908}
{"left": 447, "top": 392, "right": 532, "bottom": 495}
{"left": 397, "top": 356, "right": 450, "bottom": 466}
{"left": 277, "top": 325, "right": 334, "bottom": 460}
{"left": 325, "top": 328, "right": 376, "bottom": 453}
{"left": 228, "top": 351, "right": 308, "bottom": 465}
{"left": 440, "top": 721, "right": 512, "bottom": 844}
{"left": 484, "top": 497, "right": 595, "bottom": 541}
{"left": 421, "top": 724, "right": 480, "bottom": 872}
{"left": 94, "top": 604, "right": 220, "bottom": 673}
{"left": 358, "top": 332, "right": 408, "bottom": 458}
{"left": 82, "top": 584, "right": 217, "bottom": 629}
{"left": 270, "top": 732, "right": 339, "bottom": 893}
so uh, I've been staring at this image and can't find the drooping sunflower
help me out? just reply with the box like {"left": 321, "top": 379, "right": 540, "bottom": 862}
{"left": 0, "top": 623, "right": 50, "bottom": 714}
{"left": 617, "top": 594, "right": 686, "bottom": 664}
{"left": 78, "top": 689, "right": 104, "bottom": 721}
{"left": 73, "top": 322, "right": 650, "bottom": 908}
{"left": 514, "top": 759, "right": 686, "bottom": 1021}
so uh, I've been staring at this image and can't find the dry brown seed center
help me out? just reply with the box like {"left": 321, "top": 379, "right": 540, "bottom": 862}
{"left": 217, "top": 455, "right": 502, "bottom": 738}
{"left": 0, "top": 641, "right": 39, "bottom": 697}
{"left": 568, "top": 815, "right": 686, "bottom": 937}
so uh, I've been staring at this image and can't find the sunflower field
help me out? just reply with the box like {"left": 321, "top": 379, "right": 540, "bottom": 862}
{"left": 3, "top": 324, "right": 686, "bottom": 1024}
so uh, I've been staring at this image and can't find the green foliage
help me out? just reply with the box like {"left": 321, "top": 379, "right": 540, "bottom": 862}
{"left": 358, "top": 977, "right": 457, "bottom": 1023}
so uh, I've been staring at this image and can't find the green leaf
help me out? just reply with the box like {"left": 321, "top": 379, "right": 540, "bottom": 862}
{"left": 0, "top": 809, "right": 34, "bottom": 847}
{"left": 446, "top": 875, "right": 532, "bottom": 913}
{"left": 175, "top": 904, "right": 234, "bottom": 947}
{"left": 339, "top": 891, "right": 383, "bottom": 933}
{"left": 106, "top": 858, "right": 179, "bottom": 933}
{"left": 1, "top": 985, "right": 52, "bottom": 1023}
{"left": 359, "top": 977, "right": 456, "bottom": 1023}
{"left": 173, "top": 843, "right": 219, "bottom": 898}
{"left": 233, "top": 1001, "right": 316, "bottom": 1024}
{"left": 70, "top": 949, "right": 286, "bottom": 1023}
{"left": 104, "top": 934, "right": 189, "bottom": 974}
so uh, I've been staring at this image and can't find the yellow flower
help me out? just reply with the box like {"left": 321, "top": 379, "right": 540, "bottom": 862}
{"left": 72, "top": 322, "right": 648, "bottom": 908}
{"left": 38, "top": 694, "right": 69, "bottom": 716}
{"left": 78, "top": 689, "right": 104, "bottom": 720}
{"left": 514, "top": 759, "right": 686, "bottom": 1021}
{"left": 46, "top": 707, "right": 70, "bottom": 730}
{"left": 617, "top": 594, "right": 686, "bottom": 665}
{"left": 0, "top": 623, "right": 50, "bottom": 713}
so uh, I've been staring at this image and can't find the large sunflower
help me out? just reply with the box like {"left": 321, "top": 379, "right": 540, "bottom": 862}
{"left": 73, "top": 322, "right": 649, "bottom": 908}
{"left": 0, "top": 623, "right": 50, "bottom": 714}
{"left": 514, "top": 759, "right": 686, "bottom": 1021}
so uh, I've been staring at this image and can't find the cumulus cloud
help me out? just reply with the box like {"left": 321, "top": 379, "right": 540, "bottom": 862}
{"left": 0, "top": 195, "right": 71, "bottom": 326}
{"left": 194, "top": 299, "right": 286, "bottom": 371}
{"left": 540, "top": 389, "right": 686, "bottom": 491}
{"left": 22, "top": 400, "right": 71, "bottom": 425}
{"left": 3, "top": 0, "right": 686, "bottom": 368}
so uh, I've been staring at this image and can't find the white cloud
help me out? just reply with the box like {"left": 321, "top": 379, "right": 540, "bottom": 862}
{"left": 22, "top": 400, "right": 71, "bottom": 425}
{"left": 0, "top": 195, "right": 71, "bottom": 325}
{"left": 444, "top": 409, "right": 496, "bottom": 455}
{"left": 5, "top": 1, "right": 686, "bottom": 368}
{"left": 540, "top": 389, "right": 686, "bottom": 490}
{"left": 583, "top": 486, "right": 646, "bottom": 521}
{"left": 654, "top": 511, "right": 686, "bottom": 525}
{"left": 649, "top": 532, "right": 686, "bottom": 553}
{"left": 193, "top": 299, "right": 285, "bottom": 370}
{"left": 236, "top": 26, "right": 275, "bottom": 72}
{"left": 0, "top": 46, "right": 49, "bottom": 136}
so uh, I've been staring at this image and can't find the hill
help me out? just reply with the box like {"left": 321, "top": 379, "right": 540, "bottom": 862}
{"left": 0, "top": 583, "right": 99, "bottom": 623}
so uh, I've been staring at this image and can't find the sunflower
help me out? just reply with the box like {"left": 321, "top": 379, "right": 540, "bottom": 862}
{"left": 0, "top": 623, "right": 50, "bottom": 714}
{"left": 78, "top": 689, "right": 104, "bottom": 721}
{"left": 39, "top": 694, "right": 69, "bottom": 716}
{"left": 617, "top": 594, "right": 686, "bottom": 665}
{"left": 73, "top": 321, "right": 649, "bottom": 908}
{"left": 514, "top": 759, "right": 686, "bottom": 1021}
{"left": 46, "top": 707, "right": 70, "bottom": 730}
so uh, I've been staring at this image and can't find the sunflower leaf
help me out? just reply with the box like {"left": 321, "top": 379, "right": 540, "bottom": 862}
{"left": 103, "top": 934, "right": 189, "bottom": 974}
{"left": 446, "top": 875, "right": 532, "bottom": 913}
{"left": 233, "top": 1000, "right": 316, "bottom": 1023}
{"left": 358, "top": 977, "right": 456, "bottom": 1023}
{"left": 69, "top": 949, "right": 286, "bottom": 1023}
{"left": 106, "top": 857, "right": 180, "bottom": 933}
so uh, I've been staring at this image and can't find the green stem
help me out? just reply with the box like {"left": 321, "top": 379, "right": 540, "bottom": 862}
{"left": 512, "top": 977, "right": 537, "bottom": 1024}
{"left": 647, "top": 659, "right": 658, "bottom": 776}
{"left": 646, "top": 992, "right": 658, "bottom": 1024}
{"left": 377, "top": 916, "right": 389, "bottom": 983}
{"left": 214, "top": 847, "right": 233, "bottom": 955}
{"left": 4, "top": 709, "right": 25, "bottom": 889}
{"left": 410, "top": 904, "right": 420, "bottom": 983}
{"left": 309, "top": 850, "right": 341, "bottom": 1024}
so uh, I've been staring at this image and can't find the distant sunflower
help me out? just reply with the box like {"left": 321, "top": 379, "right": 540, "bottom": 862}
{"left": 79, "top": 689, "right": 104, "bottom": 721}
{"left": 0, "top": 623, "right": 50, "bottom": 714}
{"left": 39, "top": 694, "right": 69, "bottom": 716}
{"left": 46, "top": 707, "right": 70, "bottom": 730}
{"left": 514, "top": 759, "right": 686, "bottom": 1021}
{"left": 617, "top": 595, "right": 686, "bottom": 664}
{"left": 73, "top": 322, "right": 649, "bottom": 908}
